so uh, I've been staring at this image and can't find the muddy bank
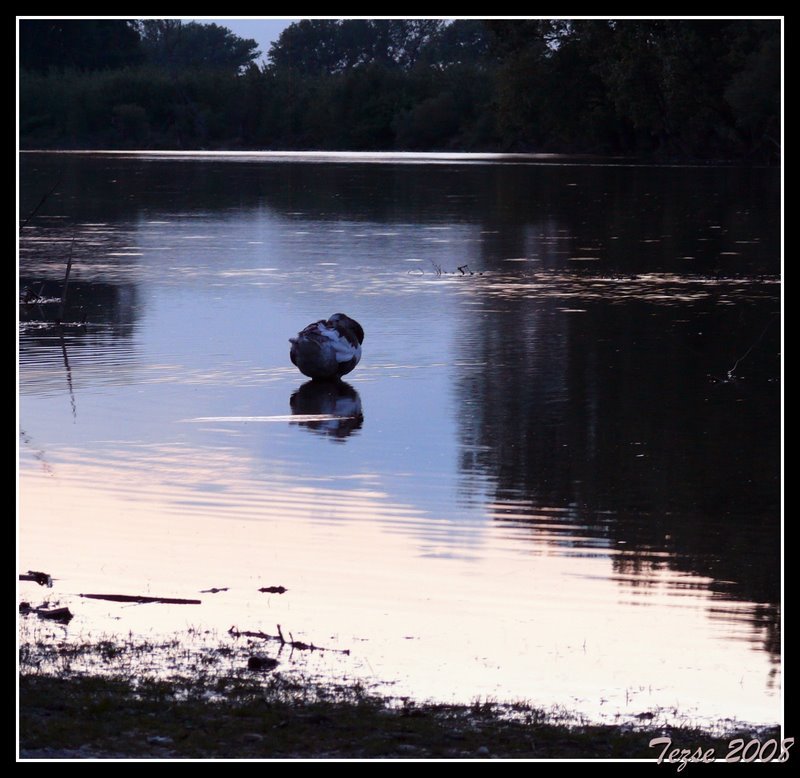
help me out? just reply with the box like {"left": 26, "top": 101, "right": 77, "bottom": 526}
{"left": 19, "top": 673, "right": 777, "bottom": 762}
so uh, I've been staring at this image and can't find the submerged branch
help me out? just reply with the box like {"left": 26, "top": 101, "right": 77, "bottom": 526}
{"left": 723, "top": 314, "right": 779, "bottom": 381}
{"left": 19, "top": 175, "right": 62, "bottom": 232}
{"left": 57, "top": 236, "right": 76, "bottom": 324}
{"left": 59, "top": 331, "right": 77, "bottom": 419}
{"left": 228, "top": 624, "right": 350, "bottom": 655}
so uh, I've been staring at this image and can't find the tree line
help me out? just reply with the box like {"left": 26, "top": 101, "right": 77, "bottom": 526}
{"left": 19, "top": 18, "right": 780, "bottom": 161}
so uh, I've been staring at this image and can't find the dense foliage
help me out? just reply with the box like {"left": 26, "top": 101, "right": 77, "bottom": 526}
{"left": 18, "top": 18, "right": 780, "bottom": 161}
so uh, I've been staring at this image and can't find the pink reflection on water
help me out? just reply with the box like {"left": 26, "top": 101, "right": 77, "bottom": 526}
{"left": 18, "top": 443, "right": 781, "bottom": 727}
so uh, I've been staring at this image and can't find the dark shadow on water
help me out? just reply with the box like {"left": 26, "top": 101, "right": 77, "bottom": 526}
{"left": 456, "top": 285, "right": 781, "bottom": 661}
{"left": 289, "top": 380, "right": 363, "bottom": 442}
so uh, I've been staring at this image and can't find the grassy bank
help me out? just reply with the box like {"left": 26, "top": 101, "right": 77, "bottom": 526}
{"left": 18, "top": 629, "right": 780, "bottom": 761}
{"left": 21, "top": 671, "right": 769, "bottom": 761}
{"left": 18, "top": 614, "right": 781, "bottom": 761}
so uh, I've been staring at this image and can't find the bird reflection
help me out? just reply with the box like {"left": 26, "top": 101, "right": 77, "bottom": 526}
{"left": 289, "top": 380, "right": 363, "bottom": 441}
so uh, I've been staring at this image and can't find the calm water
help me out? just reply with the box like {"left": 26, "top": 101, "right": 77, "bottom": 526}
{"left": 18, "top": 152, "right": 781, "bottom": 728}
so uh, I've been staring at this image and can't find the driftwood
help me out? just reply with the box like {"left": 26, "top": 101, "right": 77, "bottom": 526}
{"left": 258, "top": 586, "right": 288, "bottom": 594}
{"left": 20, "top": 602, "right": 73, "bottom": 623}
{"left": 19, "top": 570, "right": 53, "bottom": 587}
{"left": 79, "top": 593, "right": 202, "bottom": 605}
{"left": 36, "top": 606, "right": 74, "bottom": 623}
{"left": 228, "top": 624, "right": 350, "bottom": 655}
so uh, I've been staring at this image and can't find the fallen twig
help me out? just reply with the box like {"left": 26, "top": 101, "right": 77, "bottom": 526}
{"left": 228, "top": 624, "right": 350, "bottom": 655}
{"left": 19, "top": 570, "right": 53, "bottom": 587}
{"left": 79, "top": 593, "right": 202, "bottom": 605}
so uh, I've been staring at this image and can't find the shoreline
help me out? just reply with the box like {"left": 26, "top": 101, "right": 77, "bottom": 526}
{"left": 18, "top": 630, "right": 780, "bottom": 761}
{"left": 21, "top": 673, "right": 779, "bottom": 761}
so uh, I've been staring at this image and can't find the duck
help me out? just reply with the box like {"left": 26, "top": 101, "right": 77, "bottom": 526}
{"left": 289, "top": 313, "right": 364, "bottom": 380}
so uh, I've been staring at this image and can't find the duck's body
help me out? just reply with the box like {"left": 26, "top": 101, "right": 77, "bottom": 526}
{"left": 289, "top": 313, "right": 364, "bottom": 380}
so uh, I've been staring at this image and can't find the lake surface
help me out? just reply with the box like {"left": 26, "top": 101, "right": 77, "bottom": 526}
{"left": 18, "top": 151, "right": 781, "bottom": 729}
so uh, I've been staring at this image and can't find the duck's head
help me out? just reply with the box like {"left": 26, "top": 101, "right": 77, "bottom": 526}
{"left": 328, "top": 313, "right": 364, "bottom": 345}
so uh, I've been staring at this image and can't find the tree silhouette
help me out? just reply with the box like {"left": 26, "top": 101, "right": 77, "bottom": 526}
{"left": 19, "top": 19, "right": 142, "bottom": 72}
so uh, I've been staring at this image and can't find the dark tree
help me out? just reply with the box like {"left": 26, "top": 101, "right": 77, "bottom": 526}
{"left": 484, "top": 20, "right": 553, "bottom": 149}
{"left": 267, "top": 19, "right": 448, "bottom": 74}
{"left": 377, "top": 19, "right": 447, "bottom": 70}
{"left": 723, "top": 21, "right": 781, "bottom": 157}
{"left": 267, "top": 20, "right": 356, "bottom": 75}
{"left": 418, "top": 19, "right": 496, "bottom": 68}
{"left": 18, "top": 18, "right": 781, "bottom": 159}
{"left": 592, "top": 19, "right": 780, "bottom": 157}
{"left": 19, "top": 19, "right": 142, "bottom": 72}
{"left": 135, "top": 20, "right": 260, "bottom": 73}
